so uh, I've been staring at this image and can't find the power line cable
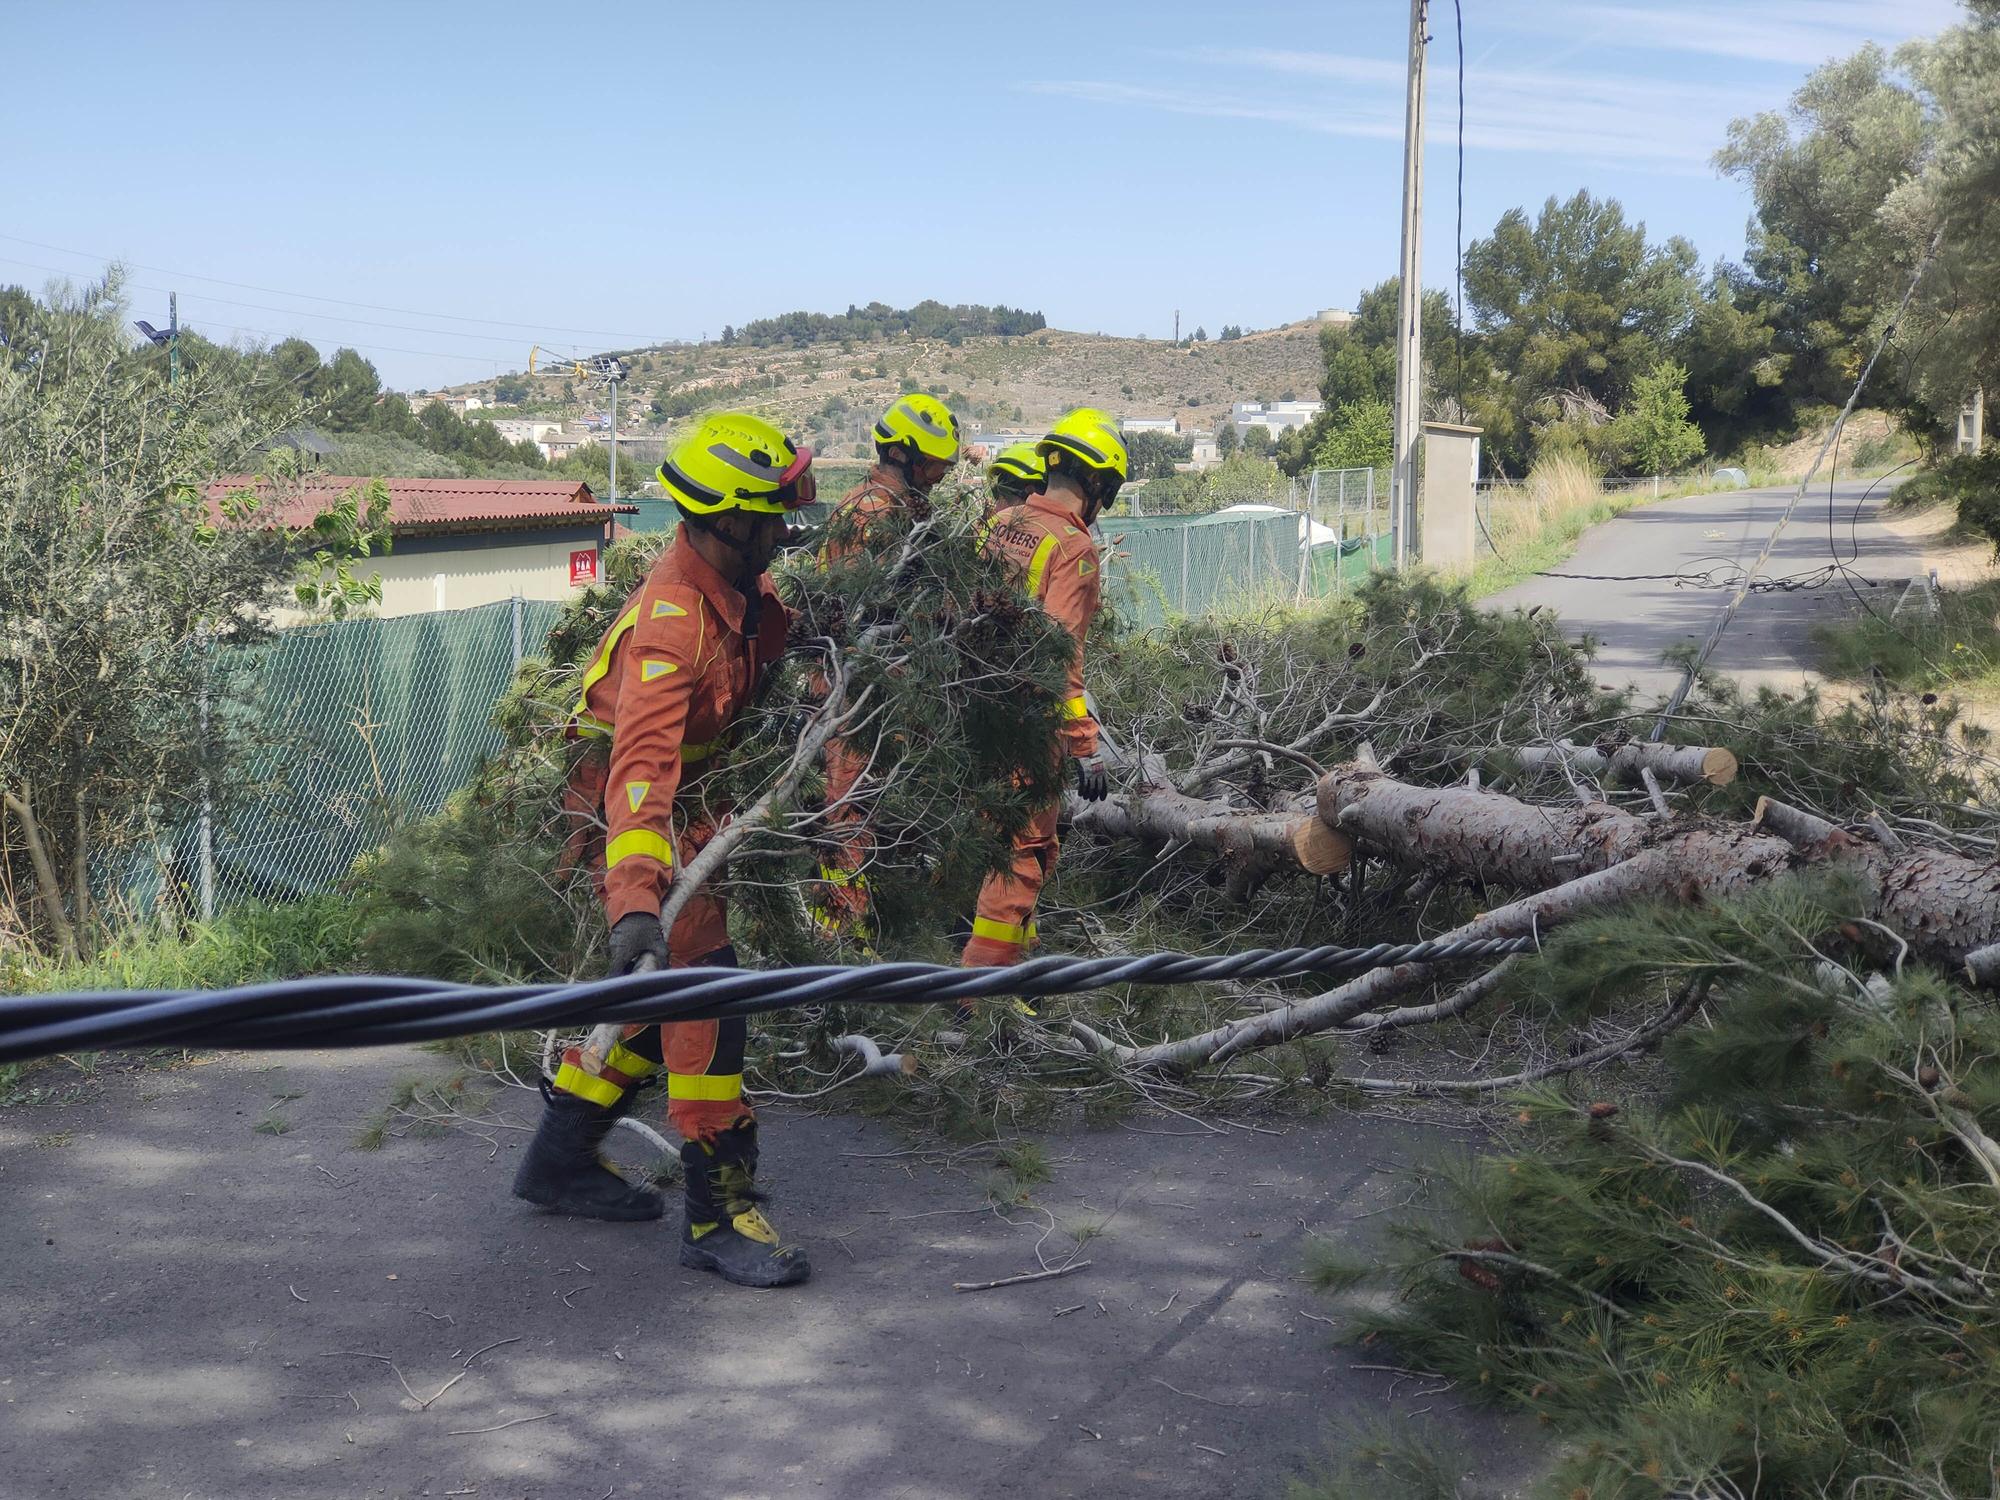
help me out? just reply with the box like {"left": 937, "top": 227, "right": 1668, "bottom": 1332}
{"left": 0, "top": 230, "right": 672, "bottom": 343}
{"left": 0, "top": 936, "right": 1538, "bottom": 1065}
{"left": 1645, "top": 223, "right": 1947, "bottom": 743}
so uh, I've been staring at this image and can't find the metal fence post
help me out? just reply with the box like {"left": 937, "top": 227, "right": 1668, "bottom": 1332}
{"left": 198, "top": 649, "right": 215, "bottom": 923}
{"left": 1179, "top": 523, "right": 1192, "bottom": 611}
{"left": 511, "top": 590, "right": 525, "bottom": 669}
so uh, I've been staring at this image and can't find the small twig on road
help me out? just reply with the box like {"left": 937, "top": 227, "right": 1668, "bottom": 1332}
{"left": 1053, "top": 1303, "right": 1085, "bottom": 1317}
{"left": 315, "top": 1166, "right": 357, "bottom": 1189}
{"left": 288, "top": 1285, "right": 309, "bottom": 1303}
{"left": 953, "top": 1261, "right": 1091, "bottom": 1293}
{"left": 1193, "top": 1444, "right": 1229, "bottom": 1457}
{"left": 559, "top": 1284, "right": 591, "bottom": 1308}
{"left": 1077, "top": 1424, "right": 1102, "bottom": 1440}
{"left": 1151, "top": 1290, "right": 1180, "bottom": 1316}
{"left": 1151, "top": 1377, "right": 1260, "bottom": 1408}
{"left": 461, "top": 1337, "right": 521, "bottom": 1369}
{"left": 447, "top": 1411, "right": 555, "bottom": 1436}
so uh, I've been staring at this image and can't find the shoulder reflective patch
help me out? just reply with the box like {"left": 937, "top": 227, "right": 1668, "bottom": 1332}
{"left": 651, "top": 600, "right": 688, "bottom": 619}
{"left": 1063, "top": 525, "right": 1079, "bottom": 536}
{"left": 641, "top": 659, "right": 679, "bottom": 681}
{"left": 626, "top": 781, "right": 650, "bottom": 812}
{"left": 1078, "top": 558, "right": 1096, "bottom": 577}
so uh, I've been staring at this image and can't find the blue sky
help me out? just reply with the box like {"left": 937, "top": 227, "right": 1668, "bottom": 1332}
{"left": 0, "top": 0, "right": 1963, "bottom": 390}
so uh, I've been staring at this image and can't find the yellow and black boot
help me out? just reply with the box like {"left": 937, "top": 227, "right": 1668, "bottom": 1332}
{"left": 679, "top": 1121, "right": 812, "bottom": 1287}
{"left": 512, "top": 1081, "right": 664, "bottom": 1222}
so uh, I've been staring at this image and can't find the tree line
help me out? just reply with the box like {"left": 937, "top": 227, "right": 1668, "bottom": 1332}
{"left": 726, "top": 299, "right": 1046, "bottom": 349}
{"left": 1284, "top": 5, "right": 1998, "bottom": 483}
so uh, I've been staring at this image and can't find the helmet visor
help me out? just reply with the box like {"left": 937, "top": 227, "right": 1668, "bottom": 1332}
{"left": 777, "top": 445, "right": 817, "bottom": 509}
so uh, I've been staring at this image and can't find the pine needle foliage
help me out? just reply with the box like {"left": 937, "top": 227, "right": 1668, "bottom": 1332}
{"left": 1319, "top": 879, "right": 2000, "bottom": 1499}
{"left": 350, "top": 480, "right": 1076, "bottom": 979}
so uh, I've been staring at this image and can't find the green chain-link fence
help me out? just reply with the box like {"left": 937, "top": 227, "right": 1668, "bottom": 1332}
{"left": 154, "top": 497, "right": 1395, "bottom": 909}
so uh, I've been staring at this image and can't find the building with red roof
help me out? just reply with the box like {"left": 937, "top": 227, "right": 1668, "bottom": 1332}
{"left": 206, "top": 475, "right": 638, "bottom": 618}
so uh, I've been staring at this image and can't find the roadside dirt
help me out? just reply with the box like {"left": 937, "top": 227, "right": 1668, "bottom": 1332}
{"left": 0, "top": 1047, "right": 1543, "bottom": 1500}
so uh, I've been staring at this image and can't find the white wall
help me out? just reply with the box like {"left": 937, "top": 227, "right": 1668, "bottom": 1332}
{"left": 362, "top": 536, "right": 599, "bottom": 617}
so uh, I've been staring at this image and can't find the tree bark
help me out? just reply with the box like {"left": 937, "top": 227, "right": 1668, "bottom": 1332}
{"left": 1751, "top": 797, "right": 2000, "bottom": 962}
{"left": 1316, "top": 765, "right": 1652, "bottom": 891}
{"left": 1965, "top": 942, "right": 2000, "bottom": 990}
{"left": 1067, "top": 786, "right": 1352, "bottom": 876}
{"left": 1, "top": 782, "right": 79, "bottom": 963}
{"left": 1480, "top": 740, "right": 1739, "bottom": 788}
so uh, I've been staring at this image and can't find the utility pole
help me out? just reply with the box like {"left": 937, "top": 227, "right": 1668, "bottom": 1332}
{"left": 609, "top": 366, "right": 620, "bottom": 502}
{"left": 169, "top": 291, "right": 179, "bottom": 390}
{"left": 1174, "top": 308, "right": 1180, "bottom": 347}
{"left": 1390, "top": 0, "right": 1429, "bottom": 569}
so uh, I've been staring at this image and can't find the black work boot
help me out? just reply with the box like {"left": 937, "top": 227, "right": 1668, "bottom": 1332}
{"left": 679, "top": 1121, "right": 812, "bottom": 1287}
{"left": 512, "top": 1082, "right": 664, "bottom": 1222}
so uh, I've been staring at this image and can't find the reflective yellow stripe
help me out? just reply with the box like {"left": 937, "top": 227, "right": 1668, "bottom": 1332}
{"left": 605, "top": 828, "right": 675, "bottom": 870}
{"left": 1062, "top": 695, "right": 1090, "bottom": 720}
{"left": 572, "top": 604, "right": 641, "bottom": 725}
{"left": 574, "top": 712, "right": 613, "bottom": 739}
{"left": 554, "top": 1062, "right": 625, "bottom": 1108}
{"left": 604, "top": 1043, "right": 659, "bottom": 1079}
{"left": 667, "top": 1072, "right": 744, "bottom": 1101}
{"left": 972, "top": 915, "right": 1029, "bottom": 946}
{"left": 1024, "top": 533, "right": 1061, "bottom": 599}
{"left": 816, "top": 865, "right": 869, "bottom": 889}
{"left": 682, "top": 738, "right": 720, "bottom": 763}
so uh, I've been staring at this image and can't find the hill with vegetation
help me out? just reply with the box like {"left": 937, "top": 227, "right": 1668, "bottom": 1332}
{"left": 429, "top": 317, "right": 1327, "bottom": 459}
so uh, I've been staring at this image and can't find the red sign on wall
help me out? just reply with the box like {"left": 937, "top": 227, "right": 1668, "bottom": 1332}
{"left": 569, "top": 548, "right": 598, "bottom": 587}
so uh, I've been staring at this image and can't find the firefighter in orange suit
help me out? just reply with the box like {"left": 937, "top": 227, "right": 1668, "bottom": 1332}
{"left": 512, "top": 411, "right": 813, "bottom": 1289}
{"left": 809, "top": 393, "right": 963, "bottom": 942}
{"left": 960, "top": 409, "right": 1126, "bottom": 971}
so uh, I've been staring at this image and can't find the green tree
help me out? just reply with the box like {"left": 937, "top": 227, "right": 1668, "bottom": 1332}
{"left": 1464, "top": 190, "right": 1699, "bottom": 434}
{"left": 319, "top": 347, "right": 382, "bottom": 431}
{"left": 0, "top": 277, "right": 377, "bottom": 955}
{"left": 1215, "top": 422, "right": 1238, "bottom": 458}
{"left": 1716, "top": 46, "right": 1932, "bottom": 422}
{"left": 1126, "top": 429, "right": 1192, "bottom": 480}
{"left": 1612, "top": 361, "right": 1707, "bottom": 475}
{"left": 1310, "top": 398, "right": 1394, "bottom": 472}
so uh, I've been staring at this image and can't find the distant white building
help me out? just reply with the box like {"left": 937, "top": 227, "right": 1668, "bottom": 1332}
{"left": 486, "top": 418, "right": 566, "bottom": 446}
{"left": 1317, "top": 308, "right": 1355, "bottom": 327}
{"left": 1121, "top": 417, "right": 1180, "bottom": 435}
{"left": 1228, "top": 399, "right": 1324, "bottom": 440}
{"left": 1187, "top": 437, "right": 1221, "bottom": 469}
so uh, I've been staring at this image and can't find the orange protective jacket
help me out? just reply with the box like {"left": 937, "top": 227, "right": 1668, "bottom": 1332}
{"left": 982, "top": 492, "right": 1103, "bottom": 759}
{"left": 570, "top": 530, "right": 789, "bottom": 930}
{"left": 818, "top": 464, "right": 917, "bottom": 568}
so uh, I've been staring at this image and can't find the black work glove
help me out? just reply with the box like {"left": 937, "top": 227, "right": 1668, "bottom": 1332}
{"left": 606, "top": 912, "right": 668, "bottom": 977}
{"left": 1073, "top": 753, "right": 1109, "bottom": 803}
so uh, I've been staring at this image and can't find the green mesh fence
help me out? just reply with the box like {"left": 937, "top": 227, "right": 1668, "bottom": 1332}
{"left": 1099, "top": 506, "right": 1391, "bottom": 629}
{"left": 194, "top": 598, "right": 562, "bottom": 904}
{"left": 158, "top": 495, "right": 1394, "bottom": 910}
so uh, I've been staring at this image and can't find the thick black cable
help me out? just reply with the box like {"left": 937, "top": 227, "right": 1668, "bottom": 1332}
{"left": 0, "top": 937, "right": 1539, "bottom": 1065}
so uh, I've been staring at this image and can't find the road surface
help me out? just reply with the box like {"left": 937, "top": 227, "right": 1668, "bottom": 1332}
{"left": 0, "top": 1048, "right": 1540, "bottom": 1499}
{"left": 1486, "top": 477, "right": 1920, "bottom": 702}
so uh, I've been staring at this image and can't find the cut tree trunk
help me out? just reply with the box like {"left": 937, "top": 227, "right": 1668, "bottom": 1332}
{"left": 1316, "top": 766, "right": 1651, "bottom": 891}
{"left": 1474, "top": 740, "right": 1739, "bottom": 788}
{"left": 1067, "top": 785, "right": 1351, "bottom": 876}
{"left": 1751, "top": 797, "right": 2000, "bottom": 962}
{"left": 1096, "top": 766, "right": 2000, "bottom": 1071}
{"left": 1120, "top": 822, "right": 1798, "bottom": 1070}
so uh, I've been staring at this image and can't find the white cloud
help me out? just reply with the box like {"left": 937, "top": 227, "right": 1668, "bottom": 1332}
{"left": 1513, "top": 1, "right": 1961, "bottom": 65}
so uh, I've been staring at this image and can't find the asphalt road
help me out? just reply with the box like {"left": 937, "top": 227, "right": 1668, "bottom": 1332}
{"left": 0, "top": 1048, "right": 1541, "bottom": 1500}
{"left": 1486, "top": 477, "right": 1920, "bottom": 702}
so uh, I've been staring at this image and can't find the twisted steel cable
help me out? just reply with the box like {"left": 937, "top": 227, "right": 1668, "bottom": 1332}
{"left": 0, "top": 936, "right": 1538, "bottom": 1065}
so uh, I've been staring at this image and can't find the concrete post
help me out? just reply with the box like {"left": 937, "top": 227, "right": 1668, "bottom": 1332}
{"left": 1419, "top": 422, "right": 1482, "bottom": 571}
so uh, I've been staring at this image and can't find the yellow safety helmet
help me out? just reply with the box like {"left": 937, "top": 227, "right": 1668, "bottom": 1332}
{"left": 658, "top": 411, "right": 815, "bottom": 516}
{"left": 986, "top": 441, "right": 1045, "bottom": 498}
{"left": 1038, "top": 407, "right": 1129, "bottom": 488}
{"left": 872, "top": 393, "right": 962, "bottom": 464}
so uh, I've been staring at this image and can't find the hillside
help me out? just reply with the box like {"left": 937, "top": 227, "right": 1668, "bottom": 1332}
{"left": 426, "top": 320, "right": 1327, "bottom": 459}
